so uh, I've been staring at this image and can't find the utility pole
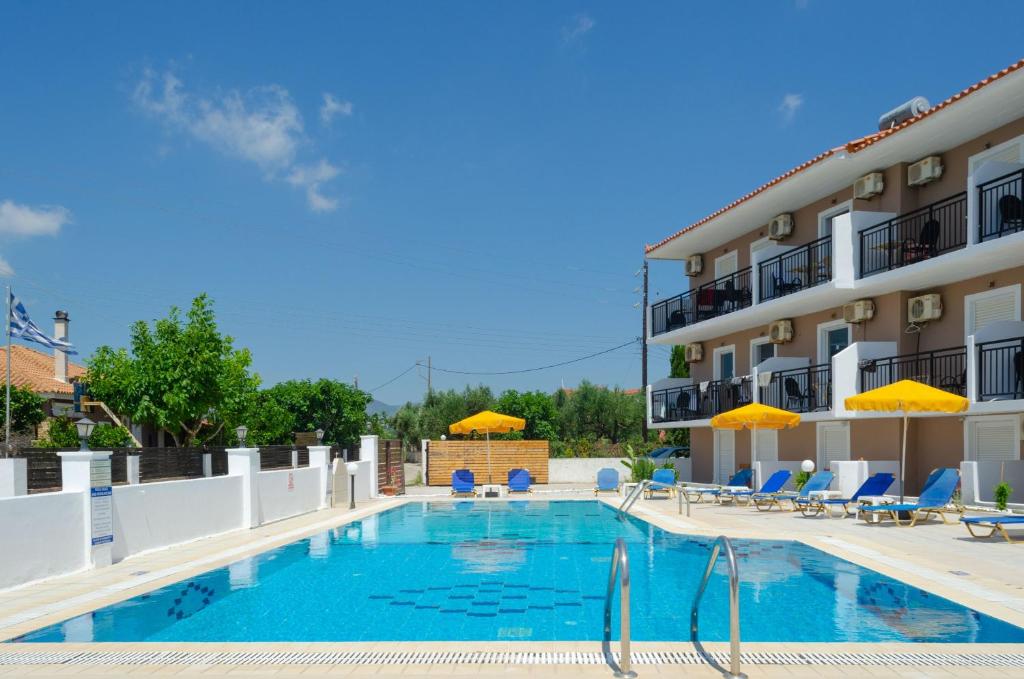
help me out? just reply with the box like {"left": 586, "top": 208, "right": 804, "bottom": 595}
{"left": 641, "top": 261, "right": 649, "bottom": 442}
{"left": 427, "top": 356, "right": 432, "bottom": 397}
{"left": 354, "top": 375, "right": 359, "bottom": 389}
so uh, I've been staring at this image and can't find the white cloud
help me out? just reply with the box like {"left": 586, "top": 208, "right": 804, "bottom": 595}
{"left": 0, "top": 257, "right": 14, "bottom": 277}
{"left": 778, "top": 93, "right": 804, "bottom": 123}
{"left": 0, "top": 200, "right": 71, "bottom": 237}
{"left": 133, "top": 69, "right": 341, "bottom": 212}
{"left": 287, "top": 159, "right": 342, "bottom": 213}
{"left": 320, "top": 93, "right": 353, "bottom": 126}
{"left": 562, "top": 13, "right": 595, "bottom": 43}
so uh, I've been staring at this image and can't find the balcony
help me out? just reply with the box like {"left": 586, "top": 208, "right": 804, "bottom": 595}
{"left": 650, "top": 377, "right": 753, "bottom": 423}
{"left": 978, "top": 169, "right": 1024, "bottom": 243}
{"left": 758, "top": 364, "right": 831, "bottom": 413}
{"left": 977, "top": 336, "right": 1024, "bottom": 401}
{"left": 858, "top": 192, "right": 967, "bottom": 278}
{"left": 650, "top": 267, "right": 752, "bottom": 336}
{"left": 757, "top": 235, "right": 831, "bottom": 303}
{"left": 858, "top": 345, "right": 967, "bottom": 396}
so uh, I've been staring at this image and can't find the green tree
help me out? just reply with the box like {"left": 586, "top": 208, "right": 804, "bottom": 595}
{"left": 86, "top": 294, "right": 260, "bottom": 446}
{"left": 40, "top": 416, "right": 79, "bottom": 448}
{"left": 88, "top": 423, "right": 134, "bottom": 449}
{"left": 258, "top": 379, "right": 371, "bottom": 446}
{"left": 392, "top": 402, "right": 421, "bottom": 449}
{"left": 495, "top": 389, "right": 558, "bottom": 440}
{"left": 670, "top": 345, "right": 690, "bottom": 378}
{"left": 417, "top": 385, "right": 495, "bottom": 440}
{"left": 0, "top": 384, "right": 45, "bottom": 443}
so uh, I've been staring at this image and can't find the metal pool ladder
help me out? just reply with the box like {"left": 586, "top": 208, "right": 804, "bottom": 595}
{"left": 691, "top": 535, "right": 745, "bottom": 679}
{"left": 617, "top": 479, "right": 690, "bottom": 519}
{"left": 602, "top": 537, "right": 636, "bottom": 678}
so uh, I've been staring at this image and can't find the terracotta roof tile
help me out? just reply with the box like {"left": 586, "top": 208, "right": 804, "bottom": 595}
{"left": 0, "top": 344, "right": 84, "bottom": 395}
{"left": 646, "top": 56, "right": 1024, "bottom": 255}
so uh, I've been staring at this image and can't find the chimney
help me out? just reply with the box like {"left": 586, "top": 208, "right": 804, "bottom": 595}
{"left": 54, "top": 311, "right": 69, "bottom": 383}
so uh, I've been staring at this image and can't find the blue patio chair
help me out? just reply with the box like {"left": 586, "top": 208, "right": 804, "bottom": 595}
{"left": 961, "top": 515, "right": 1024, "bottom": 543}
{"left": 643, "top": 468, "right": 677, "bottom": 499}
{"left": 594, "top": 468, "right": 620, "bottom": 495}
{"left": 507, "top": 468, "right": 531, "bottom": 494}
{"left": 797, "top": 472, "right": 894, "bottom": 518}
{"left": 753, "top": 470, "right": 833, "bottom": 512}
{"left": 858, "top": 468, "right": 960, "bottom": 527}
{"left": 683, "top": 468, "right": 753, "bottom": 503}
{"left": 451, "top": 469, "right": 475, "bottom": 497}
{"left": 721, "top": 469, "right": 792, "bottom": 506}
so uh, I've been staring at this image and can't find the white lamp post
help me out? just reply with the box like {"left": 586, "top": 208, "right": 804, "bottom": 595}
{"left": 346, "top": 461, "right": 359, "bottom": 509}
{"left": 801, "top": 459, "right": 815, "bottom": 473}
{"left": 75, "top": 417, "right": 96, "bottom": 451}
{"left": 315, "top": 428, "right": 324, "bottom": 443}
{"left": 235, "top": 425, "right": 248, "bottom": 448}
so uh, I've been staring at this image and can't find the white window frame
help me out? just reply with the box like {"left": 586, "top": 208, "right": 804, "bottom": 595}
{"left": 967, "top": 134, "right": 1024, "bottom": 243}
{"left": 816, "top": 421, "right": 851, "bottom": 471}
{"left": 713, "top": 344, "right": 737, "bottom": 380}
{"left": 963, "top": 284, "right": 1022, "bottom": 340}
{"left": 816, "top": 319, "right": 853, "bottom": 365}
{"left": 818, "top": 200, "right": 853, "bottom": 238}
{"left": 963, "top": 415, "right": 1022, "bottom": 462}
{"left": 750, "top": 336, "right": 775, "bottom": 372}
{"left": 714, "top": 251, "right": 739, "bottom": 281}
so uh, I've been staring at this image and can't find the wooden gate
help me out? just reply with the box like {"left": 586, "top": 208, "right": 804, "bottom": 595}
{"left": 426, "top": 440, "right": 549, "bottom": 486}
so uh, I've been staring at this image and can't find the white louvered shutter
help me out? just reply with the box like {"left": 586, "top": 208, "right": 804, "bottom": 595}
{"left": 970, "top": 290, "right": 1018, "bottom": 335}
{"left": 971, "top": 418, "right": 1018, "bottom": 462}
{"left": 818, "top": 423, "right": 850, "bottom": 470}
{"left": 715, "top": 430, "right": 736, "bottom": 484}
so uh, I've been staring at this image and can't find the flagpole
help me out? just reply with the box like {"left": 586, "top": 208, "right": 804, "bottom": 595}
{"left": 5, "top": 285, "right": 11, "bottom": 459}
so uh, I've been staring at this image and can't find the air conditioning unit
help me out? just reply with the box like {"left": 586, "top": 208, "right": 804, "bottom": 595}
{"left": 684, "top": 343, "right": 703, "bottom": 362}
{"left": 768, "top": 213, "right": 794, "bottom": 240}
{"left": 843, "top": 299, "right": 876, "bottom": 323}
{"left": 854, "top": 172, "right": 885, "bottom": 199}
{"left": 908, "top": 293, "right": 942, "bottom": 323}
{"left": 768, "top": 319, "right": 793, "bottom": 344}
{"left": 908, "top": 156, "right": 943, "bottom": 186}
{"left": 685, "top": 254, "right": 703, "bottom": 277}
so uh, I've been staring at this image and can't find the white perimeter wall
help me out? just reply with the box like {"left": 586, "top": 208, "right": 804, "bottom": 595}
{"left": 548, "top": 458, "right": 625, "bottom": 484}
{"left": 257, "top": 466, "right": 321, "bottom": 524}
{"left": 111, "top": 476, "right": 244, "bottom": 562}
{"left": 0, "top": 491, "right": 86, "bottom": 589}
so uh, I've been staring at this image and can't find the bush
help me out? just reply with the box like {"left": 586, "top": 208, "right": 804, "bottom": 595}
{"left": 994, "top": 482, "right": 1013, "bottom": 511}
{"left": 89, "top": 423, "right": 134, "bottom": 449}
{"left": 39, "top": 417, "right": 80, "bottom": 448}
{"left": 794, "top": 471, "right": 811, "bottom": 491}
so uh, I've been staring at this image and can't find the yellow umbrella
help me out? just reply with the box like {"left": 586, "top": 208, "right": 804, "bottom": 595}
{"left": 449, "top": 411, "right": 526, "bottom": 484}
{"left": 845, "top": 380, "right": 968, "bottom": 502}
{"left": 711, "top": 403, "right": 801, "bottom": 482}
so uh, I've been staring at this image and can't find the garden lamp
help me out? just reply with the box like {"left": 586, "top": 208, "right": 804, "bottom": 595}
{"left": 235, "top": 425, "right": 248, "bottom": 448}
{"left": 75, "top": 417, "right": 96, "bottom": 451}
{"left": 801, "top": 459, "right": 815, "bottom": 473}
{"left": 315, "top": 428, "right": 324, "bottom": 443}
{"left": 346, "top": 461, "right": 359, "bottom": 510}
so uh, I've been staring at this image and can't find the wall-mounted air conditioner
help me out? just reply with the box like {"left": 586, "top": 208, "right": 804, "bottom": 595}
{"left": 908, "top": 156, "right": 943, "bottom": 186}
{"left": 768, "top": 319, "right": 793, "bottom": 344}
{"left": 908, "top": 294, "right": 942, "bottom": 323}
{"left": 685, "top": 254, "right": 703, "bottom": 277}
{"left": 854, "top": 172, "right": 885, "bottom": 199}
{"left": 843, "top": 299, "right": 876, "bottom": 323}
{"left": 768, "top": 214, "right": 794, "bottom": 241}
{"left": 684, "top": 343, "right": 703, "bottom": 362}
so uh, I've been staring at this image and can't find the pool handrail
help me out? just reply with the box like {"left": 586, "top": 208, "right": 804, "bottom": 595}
{"left": 617, "top": 480, "right": 649, "bottom": 517}
{"left": 691, "top": 535, "right": 745, "bottom": 679}
{"left": 602, "top": 537, "right": 637, "bottom": 678}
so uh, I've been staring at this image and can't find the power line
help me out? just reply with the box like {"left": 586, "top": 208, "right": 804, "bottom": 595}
{"left": 367, "top": 364, "right": 418, "bottom": 393}
{"left": 421, "top": 339, "right": 638, "bottom": 376}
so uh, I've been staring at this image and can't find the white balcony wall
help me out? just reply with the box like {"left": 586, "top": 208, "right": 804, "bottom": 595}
{"left": 833, "top": 341, "right": 898, "bottom": 417}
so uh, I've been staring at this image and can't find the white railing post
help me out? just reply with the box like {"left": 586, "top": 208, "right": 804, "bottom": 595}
{"left": 421, "top": 439, "right": 429, "bottom": 486}
{"left": 126, "top": 455, "right": 141, "bottom": 485}
{"left": 59, "top": 450, "right": 113, "bottom": 569}
{"left": 202, "top": 453, "right": 213, "bottom": 477}
{"left": 308, "top": 445, "right": 332, "bottom": 510}
{"left": 966, "top": 335, "right": 978, "bottom": 402}
{"left": 360, "top": 434, "right": 379, "bottom": 498}
{"left": 0, "top": 457, "right": 27, "bottom": 497}
{"left": 291, "top": 448, "right": 299, "bottom": 469}
{"left": 227, "top": 447, "right": 261, "bottom": 528}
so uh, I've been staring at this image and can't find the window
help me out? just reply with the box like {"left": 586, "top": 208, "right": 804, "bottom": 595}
{"left": 965, "top": 285, "right": 1021, "bottom": 338}
{"left": 816, "top": 421, "right": 850, "bottom": 470}
{"left": 750, "top": 337, "right": 775, "bottom": 372}
{"left": 817, "top": 320, "right": 852, "bottom": 364}
{"left": 713, "top": 345, "right": 736, "bottom": 380}
{"left": 966, "top": 416, "right": 1020, "bottom": 462}
{"left": 715, "top": 251, "right": 738, "bottom": 280}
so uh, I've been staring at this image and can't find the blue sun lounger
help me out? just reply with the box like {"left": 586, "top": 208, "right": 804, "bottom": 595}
{"left": 858, "top": 468, "right": 959, "bottom": 527}
{"left": 451, "top": 469, "right": 475, "bottom": 497}
{"left": 594, "top": 468, "right": 620, "bottom": 494}
{"left": 643, "top": 468, "right": 676, "bottom": 499}
{"left": 796, "top": 472, "right": 895, "bottom": 518}
{"left": 683, "top": 468, "right": 753, "bottom": 503}
{"left": 960, "top": 515, "right": 1024, "bottom": 543}
{"left": 507, "top": 468, "right": 531, "bottom": 494}
{"left": 753, "top": 470, "right": 832, "bottom": 511}
{"left": 720, "top": 469, "right": 790, "bottom": 507}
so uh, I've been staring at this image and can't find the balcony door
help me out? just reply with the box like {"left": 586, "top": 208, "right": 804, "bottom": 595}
{"left": 817, "top": 319, "right": 852, "bottom": 365}
{"left": 713, "top": 345, "right": 736, "bottom": 380}
{"left": 714, "top": 429, "right": 736, "bottom": 484}
{"left": 715, "top": 251, "right": 738, "bottom": 281}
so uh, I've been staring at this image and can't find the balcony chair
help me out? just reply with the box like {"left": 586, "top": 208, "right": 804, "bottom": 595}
{"left": 784, "top": 377, "right": 810, "bottom": 411}
{"left": 901, "top": 219, "right": 941, "bottom": 264}
{"left": 696, "top": 287, "right": 719, "bottom": 320}
{"left": 998, "top": 194, "right": 1024, "bottom": 237}
{"left": 939, "top": 370, "right": 967, "bottom": 396}
{"left": 772, "top": 274, "right": 802, "bottom": 297}
{"left": 722, "top": 278, "right": 751, "bottom": 311}
{"left": 676, "top": 391, "right": 697, "bottom": 420}
{"left": 667, "top": 309, "right": 686, "bottom": 331}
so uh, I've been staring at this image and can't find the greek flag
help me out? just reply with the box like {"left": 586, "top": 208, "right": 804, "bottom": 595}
{"left": 9, "top": 292, "right": 77, "bottom": 354}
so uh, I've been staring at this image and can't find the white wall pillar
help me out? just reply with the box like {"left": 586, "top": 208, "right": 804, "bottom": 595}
{"left": 0, "top": 458, "right": 27, "bottom": 497}
{"left": 360, "top": 434, "right": 379, "bottom": 498}
{"left": 831, "top": 460, "right": 868, "bottom": 499}
{"left": 421, "top": 439, "right": 429, "bottom": 485}
{"left": 202, "top": 453, "right": 213, "bottom": 478}
{"left": 966, "top": 336, "right": 979, "bottom": 402}
{"left": 308, "top": 445, "right": 332, "bottom": 510}
{"left": 126, "top": 455, "right": 141, "bottom": 485}
{"left": 227, "top": 447, "right": 260, "bottom": 528}
{"left": 961, "top": 461, "right": 980, "bottom": 505}
{"left": 59, "top": 450, "right": 113, "bottom": 569}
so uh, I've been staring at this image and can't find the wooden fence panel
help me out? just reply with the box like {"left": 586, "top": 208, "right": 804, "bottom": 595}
{"left": 378, "top": 439, "right": 405, "bottom": 494}
{"left": 426, "top": 440, "right": 549, "bottom": 486}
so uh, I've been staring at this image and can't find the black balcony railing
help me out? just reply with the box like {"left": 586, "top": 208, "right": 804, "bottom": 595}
{"left": 977, "top": 336, "right": 1024, "bottom": 401}
{"left": 858, "top": 192, "right": 967, "bottom": 278}
{"left": 859, "top": 346, "right": 967, "bottom": 395}
{"left": 757, "top": 235, "right": 831, "bottom": 303}
{"left": 978, "top": 169, "right": 1024, "bottom": 243}
{"left": 650, "top": 377, "right": 753, "bottom": 423}
{"left": 759, "top": 364, "right": 831, "bottom": 413}
{"left": 650, "top": 267, "right": 753, "bottom": 336}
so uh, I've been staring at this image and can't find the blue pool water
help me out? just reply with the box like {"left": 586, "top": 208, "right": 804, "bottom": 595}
{"left": 12, "top": 500, "right": 1024, "bottom": 643}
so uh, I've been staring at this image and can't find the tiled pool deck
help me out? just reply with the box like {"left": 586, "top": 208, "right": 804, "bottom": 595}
{"left": 2, "top": 485, "right": 1024, "bottom": 677}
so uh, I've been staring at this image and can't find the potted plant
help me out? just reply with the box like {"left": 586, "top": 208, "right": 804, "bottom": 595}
{"left": 994, "top": 482, "right": 1013, "bottom": 511}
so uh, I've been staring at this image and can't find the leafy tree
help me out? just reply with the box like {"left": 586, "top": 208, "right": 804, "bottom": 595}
{"left": 417, "top": 385, "right": 495, "bottom": 440}
{"left": 258, "top": 379, "right": 371, "bottom": 446}
{"left": 244, "top": 391, "right": 294, "bottom": 445}
{"left": 670, "top": 345, "right": 689, "bottom": 378}
{"left": 392, "top": 402, "right": 421, "bottom": 449}
{"left": 88, "top": 423, "right": 134, "bottom": 449}
{"left": 86, "top": 294, "right": 260, "bottom": 446}
{"left": 40, "top": 416, "right": 79, "bottom": 448}
{"left": 0, "top": 385, "right": 45, "bottom": 442}
{"left": 495, "top": 389, "right": 558, "bottom": 440}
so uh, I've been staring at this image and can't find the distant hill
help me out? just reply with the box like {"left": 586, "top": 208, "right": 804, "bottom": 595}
{"left": 367, "top": 400, "right": 401, "bottom": 417}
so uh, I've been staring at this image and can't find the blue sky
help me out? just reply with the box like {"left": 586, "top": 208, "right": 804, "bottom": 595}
{"left": 1, "top": 1, "right": 1022, "bottom": 405}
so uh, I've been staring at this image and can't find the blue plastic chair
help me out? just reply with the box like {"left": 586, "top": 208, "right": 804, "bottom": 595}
{"left": 859, "top": 468, "right": 959, "bottom": 526}
{"left": 684, "top": 468, "right": 753, "bottom": 503}
{"left": 451, "top": 469, "right": 475, "bottom": 496}
{"left": 722, "top": 469, "right": 791, "bottom": 506}
{"left": 760, "top": 470, "right": 834, "bottom": 512}
{"left": 594, "top": 468, "right": 620, "bottom": 494}
{"left": 797, "top": 472, "right": 895, "bottom": 518}
{"left": 507, "top": 468, "right": 531, "bottom": 493}
{"left": 644, "top": 468, "right": 677, "bottom": 499}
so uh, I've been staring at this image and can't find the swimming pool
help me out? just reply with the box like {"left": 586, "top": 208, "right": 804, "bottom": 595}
{"left": 12, "top": 500, "right": 1024, "bottom": 643}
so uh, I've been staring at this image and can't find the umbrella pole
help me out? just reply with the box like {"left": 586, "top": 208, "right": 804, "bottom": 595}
{"left": 486, "top": 431, "right": 492, "bottom": 485}
{"left": 900, "top": 411, "right": 908, "bottom": 504}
